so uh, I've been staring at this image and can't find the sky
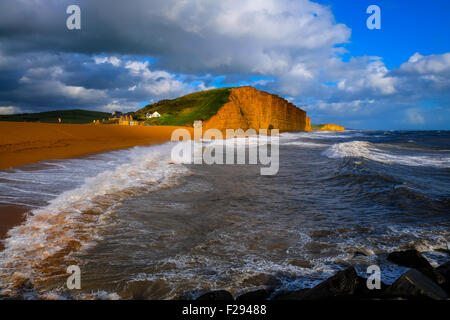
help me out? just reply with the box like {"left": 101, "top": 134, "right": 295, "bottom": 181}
{"left": 0, "top": 0, "right": 449, "bottom": 130}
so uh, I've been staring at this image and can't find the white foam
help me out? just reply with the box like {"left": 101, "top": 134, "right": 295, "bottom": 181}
{"left": 0, "top": 143, "right": 189, "bottom": 297}
{"left": 203, "top": 135, "right": 278, "bottom": 147}
{"left": 322, "top": 141, "right": 450, "bottom": 168}
{"left": 283, "top": 141, "right": 325, "bottom": 148}
{"left": 280, "top": 131, "right": 366, "bottom": 141}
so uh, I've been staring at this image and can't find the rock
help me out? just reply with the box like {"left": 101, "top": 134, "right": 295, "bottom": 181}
{"left": 204, "top": 86, "right": 311, "bottom": 132}
{"left": 382, "top": 269, "right": 448, "bottom": 300}
{"left": 318, "top": 124, "right": 345, "bottom": 131}
{"left": 386, "top": 250, "right": 447, "bottom": 288}
{"left": 436, "top": 261, "right": 450, "bottom": 293}
{"left": 236, "top": 289, "right": 273, "bottom": 301}
{"left": 287, "top": 259, "right": 313, "bottom": 269}
{"left": 271, "top": 289, "right": 309, "bottom": 300}
{"left": 355, "top": 276, "right": 389, "bottom": 299}
{"left": 240, "top": 274, "right": 282, "bottom": 288}
{"left": 196, "top": 290, "right": 234, "bottom": 301}
{"left": 416, "top": 267, "right": 447, "bottom": 289}
{"left": 300, "top": 267, "right": 361, "bottom": 300}
{"left": 177, "top": 290, "right": 204, "bottom": 300}
{"left": 436, "top": 261, "right": 450, "bottom": 280}
{"left": 387, "top": 250, "right": 433, "bottom": 269}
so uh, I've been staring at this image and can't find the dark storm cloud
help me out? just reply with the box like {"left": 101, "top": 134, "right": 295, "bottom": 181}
{"left": 0, "top": 50, "right": 194, "bottom": 112}
{"left": 0, "top": 0, "right": 449, "bottom": 129}
{"left": 0, "top": 0, "right": 351, "bottom": 112}
{"left": 0, "top": 0, "right": 350, "bottom": 74}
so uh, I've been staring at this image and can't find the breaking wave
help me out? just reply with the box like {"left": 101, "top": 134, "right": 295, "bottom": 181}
{"left": 0, "top": 143, "right": 189, "bottom": 298}
{"left": 323, "top": 141, "right": 450, "bottom": 168}
{"left": 283, "top": 141, "right": 325, "bottom": 148}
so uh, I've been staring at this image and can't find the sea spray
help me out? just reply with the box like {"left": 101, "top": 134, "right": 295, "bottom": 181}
{"left": 0, "top": 143, "right": 189, "bottom": 298}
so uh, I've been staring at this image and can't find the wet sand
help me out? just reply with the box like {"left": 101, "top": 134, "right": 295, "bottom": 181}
{"left": 0, "top": 204, "right": 29, "bottom": 250}
{"left": 0, "top": 122, "right": 193, "bottom": 170}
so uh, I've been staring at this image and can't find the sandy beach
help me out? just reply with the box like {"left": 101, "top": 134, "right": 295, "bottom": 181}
{"left": 0, "top": 122, "right": 193, "bottom": 170}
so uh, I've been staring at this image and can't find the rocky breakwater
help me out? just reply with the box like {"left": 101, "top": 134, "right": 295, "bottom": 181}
{"left": 204, "top": 87, "right": 311, "bottom": 132}
{"left": 185, "top": 250, "right": 449, "bottom": 301}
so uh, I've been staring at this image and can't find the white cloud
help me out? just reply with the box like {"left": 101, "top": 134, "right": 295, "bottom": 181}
{"left": 0, "top": 106, "right": 21, "bottom": 115}
{"left": 57, "top": 83, "right": 107, "bottom": 101}
{"left": 399, "top": 52, "right": 450, "bottom": 75}
{"left": 94, "top": 56, "right": 121, "bottom": 67}
{"left": 124, "top": 60, "right": 188, "bottom": 96}
{"left": 100, "top": 101, "right": 139, "bottom": 113}
{"left": 306, "top": 99, "right": 375, "bottom": 114}
{"left": 326, "top": 57, "right": 396, "bottom": 96}
{"left": 405, "top": 108, "right": 425, "bottom": 125}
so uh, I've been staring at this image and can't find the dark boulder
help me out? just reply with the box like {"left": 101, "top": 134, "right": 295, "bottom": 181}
{"left": 436, "top": 261, "right": 450, "bottom": 280}
{"left": 416, "top": 267, "right": 447, "bottom": 289}
{"left": 387, "top": 250, "right": 432, "bottom": 269}
{"left": 300, "top": 267, "right": 361, "bottom": 300}
{"left": 196, "top": 290, "right": 234, "bottom": 301}
{"left": 236, "top": 289, "right": 273, "bottom": 301}
{"left": 387, "top": 250, "right": 448, "bottom": 289}
{"left": 382, "top": 269, "right": 447, "bottom": 300}
{"left": 436, "top": 261, "right": 450, "bottom": 293}
{"left": 355, "top": 276, "right": 388, "bottom": 299}
{"left": 271, "top": 289, "right": 309, "bottom": 300}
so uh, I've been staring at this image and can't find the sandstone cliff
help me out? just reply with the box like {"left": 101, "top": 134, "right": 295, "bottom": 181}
{"left": 204, "top": 87, "right": 311, "bottom": 132}
{"left": 318, "top": 124, "right": 345, "bottom": 131}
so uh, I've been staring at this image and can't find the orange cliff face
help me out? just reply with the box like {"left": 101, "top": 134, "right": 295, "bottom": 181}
{"left": 318, "top": 124, "right": 345, "bottom": 131}
{"left": 204, "top": 87, "right": 311, "bottom": 132}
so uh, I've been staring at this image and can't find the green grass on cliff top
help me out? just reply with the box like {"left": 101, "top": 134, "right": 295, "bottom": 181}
{"left": 135, "top": 88, "right": 231, "bottom": 126}
{"left": 0, "top": 109, "right": 112, "bottom": 124}
{"left": 311, "top": 124, "right": 326, "bottom": 130}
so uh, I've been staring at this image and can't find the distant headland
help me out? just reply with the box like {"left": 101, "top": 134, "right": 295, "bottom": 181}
{"left": 135, "top": 86, "right": 312, "bottom": 132}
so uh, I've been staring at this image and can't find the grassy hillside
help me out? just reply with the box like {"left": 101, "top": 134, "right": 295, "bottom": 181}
{"left": 311, "top": 124, "right": 325, "bottom": 131}
{"left": 0, "top": 109, "right": 112, "bottom": 124}
{"left": 135, "top": 88, "right": 231, "bottom": 126}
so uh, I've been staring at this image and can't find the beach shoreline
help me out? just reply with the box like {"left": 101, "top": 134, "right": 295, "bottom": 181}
{"left": 0, "top": 203, "right": 29, "bottom": 251}
{"left": 0, "top": 122, "right": 194, "bottom": 247}
{"left": 0, "top": 122, "right": 193, "bottom": 170}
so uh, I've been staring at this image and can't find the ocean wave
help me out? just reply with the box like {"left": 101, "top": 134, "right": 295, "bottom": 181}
{"left": 280, "top": 131, "right": 370, "bottom": 140}
{"left": 0, "top": 143, "right": 189, "bottom": 298}
{"left": 283, "top": 141, "right": 325, "bottom": 148}
{"left": 322, "top": 141, "right": 450, "bottom": 168}
{"left": 202, "top": 135, "right": 278, "bottom": 147}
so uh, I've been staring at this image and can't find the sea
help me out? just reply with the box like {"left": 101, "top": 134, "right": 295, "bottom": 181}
{"left": 0, "top": 130, "right": 449, "bottom": 299}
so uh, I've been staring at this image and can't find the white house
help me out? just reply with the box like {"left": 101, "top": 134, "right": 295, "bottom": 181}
{"left": 146, "top": 111, "right": 161, "bottom": 119}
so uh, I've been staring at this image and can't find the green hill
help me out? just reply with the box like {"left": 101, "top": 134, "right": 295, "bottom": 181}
{"left": 135, "top": 88, "right": 230, "bottom": 126}
{"left": 0, "top": 109, "right": 112, "bottom": 124}
{"left": 311, "top": 124, "right": 326, "bottom": 130}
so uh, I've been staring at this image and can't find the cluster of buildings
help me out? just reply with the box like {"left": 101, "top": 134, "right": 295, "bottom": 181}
{"left": 93, "top": 110, "right": 161, "bottom": 126}
{"left": 145, "top": 111, "right": 161, "bottom": 119}
{"left": 93, "top": 111, "right": 136, "bottom": 125}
